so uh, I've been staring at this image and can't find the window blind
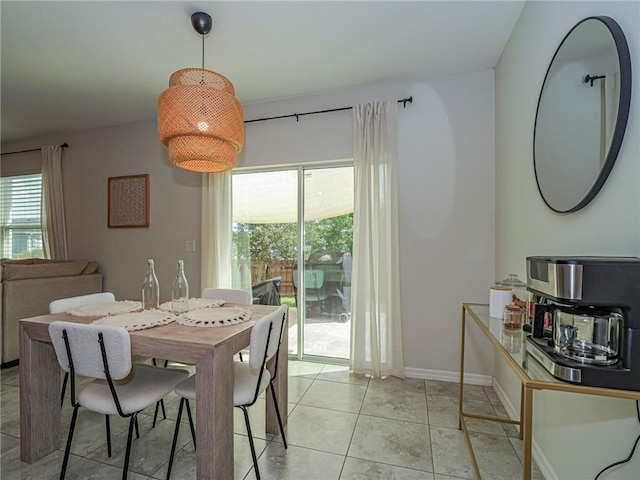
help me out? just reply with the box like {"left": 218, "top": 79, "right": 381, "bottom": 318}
{"left": 0, "top": 174, "right": 43, "bottom": 258}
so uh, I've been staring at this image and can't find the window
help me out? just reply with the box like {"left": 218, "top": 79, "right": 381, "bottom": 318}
{"left": 0, "top": 174, "right": 44, "bottom": 259}
{"left": 231, "top": 165, "right": 354, "bottom": 361}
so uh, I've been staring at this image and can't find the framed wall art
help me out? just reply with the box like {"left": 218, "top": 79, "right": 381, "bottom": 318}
{"left": 107, "top": 174, "right": 149, "bottom": 228}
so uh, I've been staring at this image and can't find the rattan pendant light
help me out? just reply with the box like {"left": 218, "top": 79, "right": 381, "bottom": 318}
{"left": 158, "top": 12, "right": 244, "bottom": 172}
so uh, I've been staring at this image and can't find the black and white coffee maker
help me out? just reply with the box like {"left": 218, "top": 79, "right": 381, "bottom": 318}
{"left": 525, "top": 256, "right": 640, "bottom": 391}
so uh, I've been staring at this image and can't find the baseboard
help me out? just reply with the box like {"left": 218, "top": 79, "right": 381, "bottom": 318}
{"left": 1, "top": 359, "right": 19, "bottom": 369}
{"left": 404, "top": 367, "right": 493, "bottom": 386}
{"left": 492, "top": 379, "right": 557, "bottom": 480}
{"left": 403, "top": 367, "right": 557, "bottom": 480}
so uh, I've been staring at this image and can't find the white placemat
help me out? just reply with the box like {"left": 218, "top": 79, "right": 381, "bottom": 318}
{"left": 91, "top": 309, "right": 176, "bottom": 331}
{"left": 158, "top": 297, "right": 225, "bottom": 312}
{"left": 176, "top": 307, "right": 251, "bottom": 327}
{"left": 66, "top": 300, "right": 142, "bottom": 317}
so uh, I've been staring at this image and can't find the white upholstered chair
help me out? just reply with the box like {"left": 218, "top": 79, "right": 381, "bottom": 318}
{"left": 150, "top": 287, "right": 255, "bottom": 427}
{"left": 49, "top": 292, "right": 116, "bottom": 314}
{"left": 202, "top": 287, "right": 252, "bottom": 361}
{"left": 165, "top": 304, "right": 289, "bottom": 480}
{"left": 201, "top": 287, "right": 252, "bottom": 305}
{"left": 49, "top": 292, "right": 117, "bottom": 407}
{"left": 49, "top": 321, "right": 188, "bottom": 480}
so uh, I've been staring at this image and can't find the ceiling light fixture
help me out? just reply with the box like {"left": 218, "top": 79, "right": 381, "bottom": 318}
{"left": 157, "top": 12, "right": 244, "bottom": 173}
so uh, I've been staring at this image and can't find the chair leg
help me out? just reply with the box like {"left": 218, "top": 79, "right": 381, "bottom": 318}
{"left": 185, "top": 399, "right": 196, "bottom": 448}
{"left": 239, "top": 351, "right": 244, "bottom": 362}
{"left": 122, "top": 414, "right": 137, "bottom": 480}
{"left": 241, "top": 406, "right": 261, "bottom": 480}
{"left": 166, "top": 398, "right": 185, "bottom": 480}
{"left": 134, "top": 416, "right": 140, "bottom": 439}
{"left": 152, "top": 401, "right": 160, "bottom": 428}
{"left": 60, "top": 405, "right": 79, "bottom": 480}
{"left": 269, "top": 382, "right": 288, "bottom": 448}
{"left": 60, "top": 371, "right": 68, "bottom": 407}
{"left": 151, "top": 359, "right": 169, "bottom": 427}
{"left": 106, "top": 415, "right": 112, "bottom": 457}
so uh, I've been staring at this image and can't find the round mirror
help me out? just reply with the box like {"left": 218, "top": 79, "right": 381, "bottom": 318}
{"left": 533, "top": 16, "right": 631, "bottom": 213}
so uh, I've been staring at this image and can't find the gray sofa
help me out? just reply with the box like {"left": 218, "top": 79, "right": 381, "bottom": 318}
{"left": 0, "top": 258, "right": 103, "bottom": 367}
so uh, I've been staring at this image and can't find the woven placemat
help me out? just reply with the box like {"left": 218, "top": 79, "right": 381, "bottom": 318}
{"left": 67, "top": 300, "right": 142, "bottom": 317}
{"left": 158, "top": 297, "right": 225, "bottom": 312}
{"left": 91, "top": 309, "right": 176, "bottom": 331}
{"left": 176, "top": 307, "right": 251, "bottom": 327}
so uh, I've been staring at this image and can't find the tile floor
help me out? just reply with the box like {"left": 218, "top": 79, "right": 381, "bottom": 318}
{"left": 0, "top": 360, "right": 543, "bottom": 479}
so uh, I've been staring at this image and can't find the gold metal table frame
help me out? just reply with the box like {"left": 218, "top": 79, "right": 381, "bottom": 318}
{"left": 458, "top": 303, "right": 640, "bottom": 480}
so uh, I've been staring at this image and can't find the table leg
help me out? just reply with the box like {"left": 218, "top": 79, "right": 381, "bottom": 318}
{"left": 266, "top": 313, "right": 289, "bottom": 434}
{"left": 459, "top": 305, "right": 466, "bottom": 430}
{"left": 19, "top": 323, "right": 60, "bottom": 463}
{"left": 519, "top": 383, "right": 525, "bottom": 440}
{"left": 522, "top": 386, "right": 533, "bottom": 480}
{"left": 195, "top": 342, "right": 234, "bottom": 479}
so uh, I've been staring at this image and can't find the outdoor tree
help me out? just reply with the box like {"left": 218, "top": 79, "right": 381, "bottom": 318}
{"left": 233, "top": 213, "right": 353, "bottom": 263}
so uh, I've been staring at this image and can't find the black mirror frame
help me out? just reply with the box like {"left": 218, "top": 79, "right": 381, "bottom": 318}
{"left": 533, "top": 16, "right": 632, "bottom": 214}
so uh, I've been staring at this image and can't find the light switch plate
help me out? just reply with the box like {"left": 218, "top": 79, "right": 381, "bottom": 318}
{"left": 184, "top": 240, "right": 196, "bottom": 252}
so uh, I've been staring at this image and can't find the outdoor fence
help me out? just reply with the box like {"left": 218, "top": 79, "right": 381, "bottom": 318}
{"left": 238, "top": 259, "right": 296, "bottom": 297}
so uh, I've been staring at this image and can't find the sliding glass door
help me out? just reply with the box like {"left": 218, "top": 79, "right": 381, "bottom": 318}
{"left": 232, "top": 165, "right": 353, "bottom": 361}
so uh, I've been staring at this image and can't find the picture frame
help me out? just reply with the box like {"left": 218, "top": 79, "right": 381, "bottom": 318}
{"left": 107, "top": 174, "right": 149, "bottom": 228}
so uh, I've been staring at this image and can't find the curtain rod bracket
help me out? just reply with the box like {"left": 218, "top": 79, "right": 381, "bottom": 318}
{"left": 401, "top": 96, "right": 413, "bottom": 108}
{"left": 583, "top": 74, "right": 605, "bottom": 87}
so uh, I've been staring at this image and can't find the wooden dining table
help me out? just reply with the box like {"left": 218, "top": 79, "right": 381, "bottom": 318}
{"left": 19, "top": 303, "right": 288, "bottom": 479}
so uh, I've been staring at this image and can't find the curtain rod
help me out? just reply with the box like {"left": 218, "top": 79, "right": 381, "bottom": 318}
{"left": 1, "top": 143, "right": 69, "bottom": 156}
{"left": 245, "top": 97, "right": 413, "bottom": 124}
{"left": 1, "top": 97, "right": 413, "bottom": 152}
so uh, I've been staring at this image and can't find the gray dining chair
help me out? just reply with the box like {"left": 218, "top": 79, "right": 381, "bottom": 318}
{"left": 165, "top": 304, "right": 289, "bottom": 480}
{"left": 49, "top": 321, "right": 188, "bottom": 480}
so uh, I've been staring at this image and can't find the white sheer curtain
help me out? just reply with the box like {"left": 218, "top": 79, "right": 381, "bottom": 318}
{"left": 41, "top": 145, "right": 68, "bottom": 260}
{"left": 201, "top": 171, "right": 233, "bottom": 289}
{"left": 350, "top": 100, "right": 405, "bottom": 379}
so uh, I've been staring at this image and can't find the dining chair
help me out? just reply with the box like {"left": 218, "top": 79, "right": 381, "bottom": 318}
{"left": 49, "top": 292, "right": 117, "bottom": 407}
{"left": 165, "top": 304, "right": 289, "bottom": 480}
{"left": 48, "top": 321, "right": 188, "bottom": 480}
{"left": 201, "top": 287, "right": 252, "bottom": 305}
{"left": 292, "top": 268, "right": 331, "bottom": 313}
{"left": 150, "top": 286, "right": 254, "bottom": 427}
{"left": 202, "top": 287, "right": 252, "bottom": 362}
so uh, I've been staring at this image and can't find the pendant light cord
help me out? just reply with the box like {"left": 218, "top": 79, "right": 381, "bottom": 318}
{"left": 201, "top": 34, "right": 205, "bottom": 69}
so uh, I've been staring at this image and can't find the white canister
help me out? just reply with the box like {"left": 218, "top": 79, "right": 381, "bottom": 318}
{"left": 490, "top": 285, "right": 513, "bottom": 318}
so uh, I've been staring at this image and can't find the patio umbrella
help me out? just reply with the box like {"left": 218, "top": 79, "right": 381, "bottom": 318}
{"left": 232, "top": 167, "right": 354, "bottom": 224}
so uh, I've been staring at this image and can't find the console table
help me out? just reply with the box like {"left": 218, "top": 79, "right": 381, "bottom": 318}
{"left": 459, "top": 303, "right": 640, "bottom": 480}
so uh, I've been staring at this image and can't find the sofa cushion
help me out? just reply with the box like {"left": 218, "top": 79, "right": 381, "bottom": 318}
{"left": 82, "top": 261, "right": 99, "bottom": 275}
{"left": 2, "top": 260, "right": 91, "bottom": 281}
{"left": 1, "top": 258, "right": 38, "bottom": 265}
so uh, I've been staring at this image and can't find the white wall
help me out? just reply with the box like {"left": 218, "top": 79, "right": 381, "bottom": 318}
{"left": 242, "top": 74, "right": 496, "bottom": 377}
{"left": 1, "top": 71, "right": 496, "bottom": 379}
{"left": 495, "top": 1, "right": 640, "bottom": 479}
{"left": 1, "top": 121, "right": 203, "bottom": 301}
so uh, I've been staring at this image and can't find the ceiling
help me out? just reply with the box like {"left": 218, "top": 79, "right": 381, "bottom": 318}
{"left": 0, "top": 1, "right": 525, "bottom": 145}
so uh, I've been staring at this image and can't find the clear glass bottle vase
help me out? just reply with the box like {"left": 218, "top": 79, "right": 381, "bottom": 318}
{"left": 141, "top": 259, "right": 160, "bottom": 310}
{"left": 171, "top": 260, "right": 189, "bottom": 315}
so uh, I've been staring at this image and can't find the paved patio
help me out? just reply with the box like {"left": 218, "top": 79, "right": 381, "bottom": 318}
{"left": 286, "top": 307, "right": 350, "bottom": 359}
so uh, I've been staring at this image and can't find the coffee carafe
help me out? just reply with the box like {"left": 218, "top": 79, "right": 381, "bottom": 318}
{"left": 551, "top": 306, "right": 621, "bottom": 365}
{"left": 525, "top": 256, "right": 640, "bottom": 391}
